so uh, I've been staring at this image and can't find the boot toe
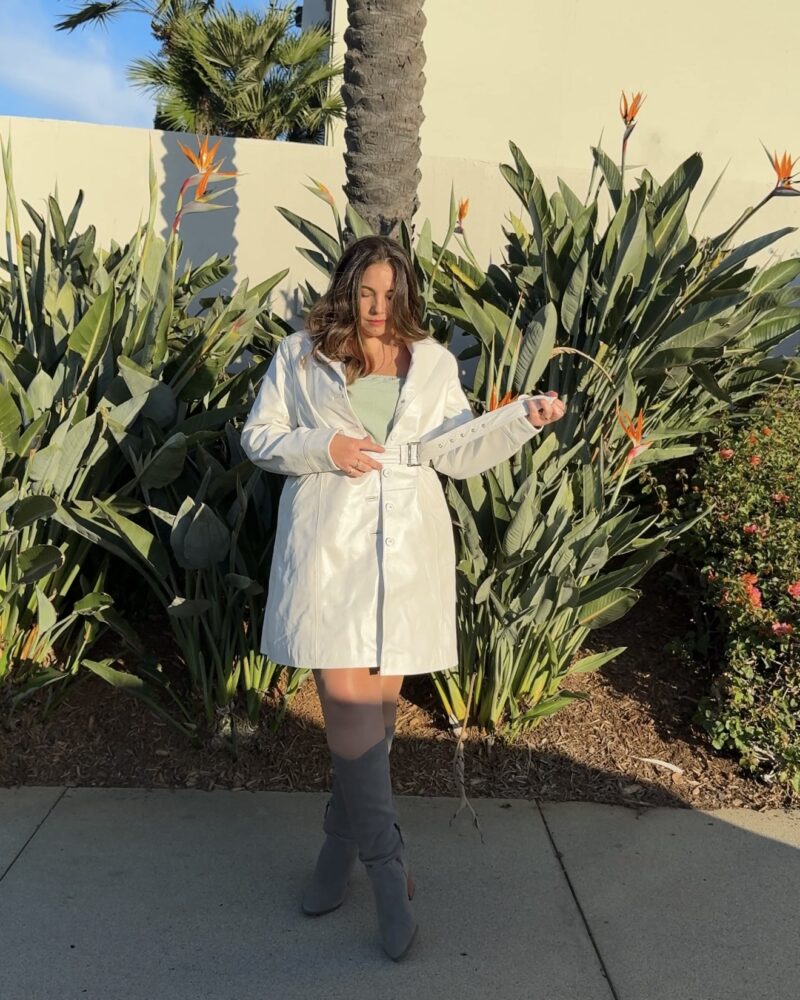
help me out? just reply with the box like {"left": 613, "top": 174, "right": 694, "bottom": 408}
{"left": 301, "top": 836, "right": 359, "bottom": 916}
{"left": 368, "top": 858, "right": 419, "bottom": 960}
{"left": 301, "top": 886, "right": 345, "bottom": 916}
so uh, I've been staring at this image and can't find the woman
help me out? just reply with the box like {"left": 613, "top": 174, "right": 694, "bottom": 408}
{"left": 241, "top": 235, "right": 565, "bottom": 962}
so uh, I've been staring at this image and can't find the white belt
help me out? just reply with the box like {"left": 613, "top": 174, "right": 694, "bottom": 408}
{"left": 371, "top": 394, "right": 548, "bottom": 468}
{"left": 377, "top": 441, "right": 430, "bottom": 466}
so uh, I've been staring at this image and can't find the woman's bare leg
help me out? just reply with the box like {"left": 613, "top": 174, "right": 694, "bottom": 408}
{"left": 380, "top": 673, "right": 404, "bottom": 732}
{"left": 313, "top": 667, "right": 386, "bottom": 759}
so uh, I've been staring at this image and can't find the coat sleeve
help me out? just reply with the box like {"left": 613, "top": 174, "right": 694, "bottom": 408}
{"left": 420, "top": 354, "right": 543, "bottom": 480}
{"left": 241, "top": 338, "right": 341, "bottom": 476}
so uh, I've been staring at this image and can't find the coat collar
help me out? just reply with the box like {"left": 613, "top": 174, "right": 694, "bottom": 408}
{"left": 303, "top": 333, "right": 440, "bottom": 444}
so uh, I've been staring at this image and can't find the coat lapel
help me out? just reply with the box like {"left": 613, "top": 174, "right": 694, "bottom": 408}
{"left": 304, "top": 333, "right": 441, "bottom": 443}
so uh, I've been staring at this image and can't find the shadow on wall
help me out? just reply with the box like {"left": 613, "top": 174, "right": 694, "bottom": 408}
{"left": 158, "top": 130, "right": 239, "bottom": 312}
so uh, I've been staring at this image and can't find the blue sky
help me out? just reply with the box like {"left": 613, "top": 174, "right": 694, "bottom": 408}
{"left": 0, "top": 0, "right": 258, "bottom": 127}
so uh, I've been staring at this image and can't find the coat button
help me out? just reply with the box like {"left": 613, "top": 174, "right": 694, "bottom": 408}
{"left": 385, "top": 501, "right": 394, "bottom": 511}
{"left": 382, "top": 468, "right": 391, "bottom": 477}
{"left": 385, "top": 536, "right": 395, "bottom": 546}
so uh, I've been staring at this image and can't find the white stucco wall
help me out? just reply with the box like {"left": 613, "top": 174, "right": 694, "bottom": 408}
{"left": 318, "top": 0, "right": 800, "bottom": 272}
{"left": 0, "top": 115, "right": 522, "bottom": 326}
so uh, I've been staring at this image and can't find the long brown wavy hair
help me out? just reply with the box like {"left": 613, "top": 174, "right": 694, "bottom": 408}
{"left": 305, "top": 235, "right": 429, "bottom": 384}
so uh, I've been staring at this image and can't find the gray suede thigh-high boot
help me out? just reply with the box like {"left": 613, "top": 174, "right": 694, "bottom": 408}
{"left": 330, "top": 734, "right": 418, "bottom": 961}
{"left": 301, "top": 724, "right": 396, "bottom": 916}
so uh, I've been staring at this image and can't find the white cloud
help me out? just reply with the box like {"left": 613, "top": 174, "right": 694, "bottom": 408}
{"left": 0, "top": 1, "right": 153, "bottom": 127}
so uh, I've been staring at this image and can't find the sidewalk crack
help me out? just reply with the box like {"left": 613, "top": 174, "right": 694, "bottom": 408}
{"left": 0, "top": 787, "right": 69, "bottom": 884}
{"left": 536, "top": 799, "right": 620, "bottom": 1000}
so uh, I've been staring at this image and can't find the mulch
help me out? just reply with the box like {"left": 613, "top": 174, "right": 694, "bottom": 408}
{"left": 1, "top": 559, "right": 796, "bottom": 811}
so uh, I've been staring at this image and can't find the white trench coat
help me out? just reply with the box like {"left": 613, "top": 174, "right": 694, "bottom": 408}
{"left": 241, "top": 330, "right": 544, "bottom": 676}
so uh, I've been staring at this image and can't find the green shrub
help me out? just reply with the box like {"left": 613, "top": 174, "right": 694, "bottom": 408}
{"left": 0, "top": 131, "right": 292, "bottom": 732}
{"left": 689, "top": 384, "right": 800, "bottom": 792}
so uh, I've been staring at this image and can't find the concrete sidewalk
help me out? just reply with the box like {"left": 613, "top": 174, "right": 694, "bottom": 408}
{"left": 1, "top": 788, "right": 798, "bottom": 1000}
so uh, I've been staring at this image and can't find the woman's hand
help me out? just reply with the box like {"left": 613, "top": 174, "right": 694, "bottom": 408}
{"left": 525, "top": 391, "right": 566, "bottom": 428}
{"left": 330, "top": 432, "right": 385, "bottom": 477}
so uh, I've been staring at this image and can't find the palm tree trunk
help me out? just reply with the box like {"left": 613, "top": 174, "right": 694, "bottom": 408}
{"left": 342, "top": 0, "right": 427, "bottom": 238}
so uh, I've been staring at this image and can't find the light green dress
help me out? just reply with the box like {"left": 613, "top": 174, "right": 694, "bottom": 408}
{"left": 346, "top": 373, "right": 407, "bottom": 445}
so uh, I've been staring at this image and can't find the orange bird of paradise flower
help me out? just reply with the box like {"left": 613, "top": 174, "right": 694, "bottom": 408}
{"left": 306, "top": 177, "right": 337, "bottom": 209}
{"left": 455, "top": 197, "right": 469, "bottom": 234}
{"left": 615, "top": 405, "right": 653, "bottom": 461}
{"left": 619, "top": 91, "right": 646, "bottom": 130}
{"left": 488, "top": 386, "right": 518, "bottom": 411}
{"left": 763, "top": 146, "right": 799, "bottom": 195}
{"left": 177, "top": 133, "right": 237, "bottom": 200}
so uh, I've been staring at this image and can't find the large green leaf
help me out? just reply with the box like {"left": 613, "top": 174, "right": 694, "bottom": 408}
{"left": 276, "top": 206, "right": 341, "bottom": 263}
{"left": 751, "top": 259, "right": 800, "bottom": 293}
{"left": 515, "top": 303, "right": 557, "bottom": 393}
{"left": 699, "top": 228, "right": 795, "bottom": 290}
{"left": 82, "top": 658, "right": 195, "bottom": 737}
{"left": 591, "top": 146, "right": 623, "bottom": 210}
{"left": 67, "top": 285, "right": 115, "bottom": 376}
{"left": 560, "top": 250, "right": 588, "bottom": 337}
{"left": 18, "top": 544, "right": 64, "bottom": 584}
{"left": 569, "top": 646, "right": 627, "bottom": 674}
{"left": 455, "top": 288, "right": 497, "bottom": 347}
{"left": 181, "top": 503, "right": 230, "bottom": 569}
{"left": 502, "top": 475, "right": 540, "bottom": 556}
{"left": 651, "top": 153, "right": 703, "bottom": 223}
{"left": 577, "top": 587, "right": 639, "bottom": 628}
{"left": 118, "top": 356, "right": 177, "bottom": 427}
{"left": 138, "top": 433, "right": 187, "bottom": 490}
{"left": 97, "top": 500, "right": 171, "bottom": 578}
{"left": 12, "top": 495, "right": 57, "bottom": 529}
{"left": 0, "top": 384, "right": 21, "bottom": 444}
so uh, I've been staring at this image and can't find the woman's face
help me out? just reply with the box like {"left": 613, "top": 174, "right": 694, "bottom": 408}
{"left": 358, "top": 262, "right": 396, "bottom": 339}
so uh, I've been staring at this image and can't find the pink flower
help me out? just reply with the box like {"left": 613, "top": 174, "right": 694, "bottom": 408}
{"left": 749, "top": 455, "right": 762, "bottom": 467}
{"left": 771, "top": 491, "right": 790, "bottom": 503}
{"left": 743, "top": 524, "right": 759, "bottom": 535}
{"left": 771, "top": 622, "right": 793, "bottom": 637}
{"left": 720, "top": 448, "right": 735, "bottom": 460}
{"left": 740, "top": 573, "right": 762, "bottom": 608}
{"left": 787, "top": 581, "right": 800, "bottom": 599}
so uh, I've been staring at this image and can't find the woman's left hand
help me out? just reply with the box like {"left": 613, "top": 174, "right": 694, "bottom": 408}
{"left": 525, "top": 391, "right": 566, "bottom": 428}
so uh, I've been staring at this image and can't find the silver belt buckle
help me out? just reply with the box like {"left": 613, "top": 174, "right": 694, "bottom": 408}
{"left": 405, "top": 440, "right": 421, "bottom": 466}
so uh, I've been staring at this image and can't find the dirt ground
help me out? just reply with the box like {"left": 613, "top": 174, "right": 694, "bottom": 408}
{"left": 1, "top": 560, "right": 795, "bottom": 811}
